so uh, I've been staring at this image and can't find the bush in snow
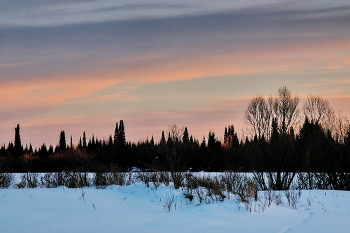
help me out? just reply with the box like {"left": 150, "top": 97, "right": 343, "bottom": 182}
{"left": 0, "top": 172, "right": 14, "bottom": 188}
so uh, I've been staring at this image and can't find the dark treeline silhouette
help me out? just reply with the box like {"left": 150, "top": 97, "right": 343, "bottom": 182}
{"left": 0, "top": 87, "right": 349, "bottom": 174}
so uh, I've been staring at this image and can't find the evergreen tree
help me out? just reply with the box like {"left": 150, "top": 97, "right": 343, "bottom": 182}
{"left": 183, "top": 127, "right": 189, "bottom": 144}
{"left": 224, "top": 125, "right": 239, "bottom": 148}
{"left": 189, "top": 135, "right": 194, "bottom": 144}
{"left": 83, "top": 131, "right": 87, "bottom": 148}
{"left": 108, "top": 135, "right": 113, "bottom": 146}
{"left": 38, "top": 143, "right": 48, "bottom": 158}
{"left": 208, "top": 131, "right": 220, "bottom": 149}
{"left": 167, "top": 132, "right": 173, "bottom": 146}
{"left": 48, "top": 145, "right": 54, "bottom": 154}
{"left": 59, "top": 131, "right": 67, "bottom": 150}
{"left": 92, "top": 135, "right": 95, "bottom": 145}
{"left": 114, "top": 122, "right": 119, "bottom": 145}
{"left": 70, "top": 135, "right": 73, "bottom": 150}
{"left": 160, "top": 131, "right": 166, "bottom": 145}
{"left": 200, "top": 137, "right": 206, "bottom": 150}
{"left": 78, "top": 137, "right": 82, "bottom": 148}
{"left": 14, "top": 124, "right": 22, "bottom": 157}
{"left": 271, "top": 118, "right": 279, "bottom": 142}
{"left": 118, "top": 120, "right": 126, "bottom": 147}
{"left": 29, "top": 143, "right": 33, "bottom": 154}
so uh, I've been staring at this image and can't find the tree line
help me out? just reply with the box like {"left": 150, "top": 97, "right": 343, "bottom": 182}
{"left": 0, "top": 86, "right": 349, "bottom": 174}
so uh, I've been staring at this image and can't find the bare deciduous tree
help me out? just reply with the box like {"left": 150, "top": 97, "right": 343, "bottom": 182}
{"left": 303, "top": 95, "right": 335, "bottom": 128}
{"left": 333, "top": 111, "right": 350, "bottom": 143}
{"left": 166, "top": 124, "right": 184, "bottom": 170}
{"left": 167, "top": 124, "right": 184, "bottom": 143}
{"left": 244, "top": 96, "right": 273, "bottom": 139}
{"left": 273, "top": 86, "right": 300, "bottom": 135}
{"left": 244, "top": 86, "right": 300, "bottom": 139}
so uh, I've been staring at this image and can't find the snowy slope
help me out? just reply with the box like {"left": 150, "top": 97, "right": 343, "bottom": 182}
{"left": 1, "top": 183, "right": 350, "bottom": 233}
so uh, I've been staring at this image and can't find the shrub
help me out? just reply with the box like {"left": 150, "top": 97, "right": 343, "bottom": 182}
{"left": 41, "top": 172, "right": 65, "bottom": 188}
{"left": 0, "top": 173, "right": 14, "bottom": 188}
{"left": 171, "top": 172, "right": 185, "bottom": 189}
{"left": 64, "top": 171, "right": 90, "bottom": 188}
{"left": 16, "top": 173, "right": 39, "bottom": 188}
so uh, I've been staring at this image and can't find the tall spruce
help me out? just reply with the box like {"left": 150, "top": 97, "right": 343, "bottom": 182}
{"left": 160, "top": 131, "right": 166, "bottom": 145}
{"left": 114, "top": 122, "right": 119, "bottom": 145}
{"left": 70, "top": 135, "right": 73, "bottom": 150}
{"left": 78, "top": 137, "right": 82, "bottom": 148}
{"left": 14, "top": 124, "right": 22, "bottom": 157}
{"left": 29, "top": 143, "right": 33, "bottom": 154}
{"left": 83, "top": 131, "right": 87, "bottom": 148}
{"left": 183, "top": 127, "right": 189, "bottom": 144}
{"left": 59, "top": 131, "right": 67, "bottom": 150}
{"left": 118, "top": 120, "right": 126, "bottom": 147}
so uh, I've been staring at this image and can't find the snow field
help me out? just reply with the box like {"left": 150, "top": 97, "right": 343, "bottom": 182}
{"left": 1, "top": 182, "right": 350, "bottom": 233}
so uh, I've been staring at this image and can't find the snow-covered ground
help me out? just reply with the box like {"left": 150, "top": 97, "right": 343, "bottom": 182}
{"left": 1, "top": 182, "right": 349, "bottom": 233}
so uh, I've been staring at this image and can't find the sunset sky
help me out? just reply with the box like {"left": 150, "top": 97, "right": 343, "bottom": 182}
{"left": 1, "top": 0, "right": 350, "bottom": 148}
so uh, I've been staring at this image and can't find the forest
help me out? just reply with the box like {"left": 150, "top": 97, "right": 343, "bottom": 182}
{"left": 1, "top": 86, "right": 350, "bottom": 177}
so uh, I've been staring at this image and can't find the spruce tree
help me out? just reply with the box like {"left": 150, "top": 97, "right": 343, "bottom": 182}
{"left": 160, "top": 131, "right": 166, "bottom": 145}
{"left": 29, "top": 143, "right": 33, "bottom": 154}
{"left": 208, "top": 131, "right": 216, "bottom": 149}
{"left": 118, "top": 120, "right": 126, "bottom": 147}
{"left": 108, "top": 135, "right": 113, "bottom": 146}
{"left": 183, "top": 127, "right": 189, "bottom": 144}
{"left": 48, "top": 145, "right": 54, "bottom": 154}
{"left": 200, "top": 137, "right": 206, "bottom": 149}
{"left": 78, "top": 137, "right": 82, "bottom": 148}
{"left": 39, "top": 143, "right": 48, "bottom": 158}
{"left": 189, "top": 135, "right": 194, "bottom": 144}
{"left": 59, "top": 131, "right": 66, "bottom": 150}
{"left": 70, "top": 135, "right": 73, "bottom": 150}
{"left": 83, "top": 131, "right": 87, "bottom": 148}
{"left": 114, "top": 122, "right": 119, "bottom": 145}
{"left": 14, "top": 124, "right": 22, "bottom": 157}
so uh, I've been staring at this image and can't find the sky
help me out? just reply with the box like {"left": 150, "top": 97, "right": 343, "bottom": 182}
{"left": 1, "top": 0, "right": 350, "bottom": 148}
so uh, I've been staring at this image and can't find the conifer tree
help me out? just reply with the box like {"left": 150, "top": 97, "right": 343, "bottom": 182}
{"left": 183, "top": 127, "right": 189, "bottom": 144}
{"left": 167, "top": 132, "right": 173, "bottom": 146}
{"left": 108, "top": 135, "right": 113, "bottom": 146}
{"left": 59, "top": 131, "right": 67, "bottom": 150}
{"left": 200, "top": 137, "right": 206, "bottom": 149}
{"left": 160, "top": 131, "right": 166, "bottom": 145}
{"left": 224, "top": 125, "right": 239, "bottom": 148}
{"left": 14, "top": 124, "right": 22, "bottom": 157}
{"left": 118, "top": 120, "right": 126, "bottom": 147}
{"left": 150, "top": 135, "right": 154, "bottom": 146}
{"left": 38, "top": 143, "right": 48, "bottom": 158}
{"left": 29, "top": 143, "right": 33, "bottom": 154}
{"left": 78, "top": 137, "right": 82, "bottom": 148}
{"left": 190, "top": 135, "right": 194, "bottom": 144}
{"left": 70, "top": 135, "right": 73, "bottom": 150}
{"left": 92, "top": 135, "right": 95, "bottom": 145}
{"left": 83, "top": 131, "right": 87, "bottom": 148}
{"left": 114, "top": 122, "right": 119, "bottom": 145}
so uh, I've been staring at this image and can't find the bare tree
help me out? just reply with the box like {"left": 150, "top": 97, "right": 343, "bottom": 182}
{"left": 273, "top": 86, "right": 300, "bottom": 135}
{"left": 333, "top": 111, "right": 350, "bottom": 143}
{"left": 167, "top": 124, "right": 184, "bottom": 143}
{"left": 244, "top": 96, "right": 273, "bottom": 139}
{"left": 166, "top": 124, "right": 184, "bottom": 170}
{"left": 244, "top": 86, "right": 299, "bottom": 139}
{"left": 303, "top": 95, "right": 335, "bottom": 128}
{"left": 245, "top": 87, "right": 300, "bottom": 190}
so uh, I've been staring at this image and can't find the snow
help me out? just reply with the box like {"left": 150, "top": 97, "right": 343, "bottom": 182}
{"left": 1, "top": 183, "right": 350, "bottom": 232}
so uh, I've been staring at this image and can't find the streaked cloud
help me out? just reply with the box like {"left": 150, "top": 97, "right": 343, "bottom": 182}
{"left": 0, "top": 0, "right": 349, "bottom": 147}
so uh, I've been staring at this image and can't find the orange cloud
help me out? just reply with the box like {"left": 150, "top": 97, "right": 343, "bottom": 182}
{"left": 81, "top": 36, "right": 350, "bottom": 84}
{"left": 0, "top": 78, "right": 118, "bottom": 109}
